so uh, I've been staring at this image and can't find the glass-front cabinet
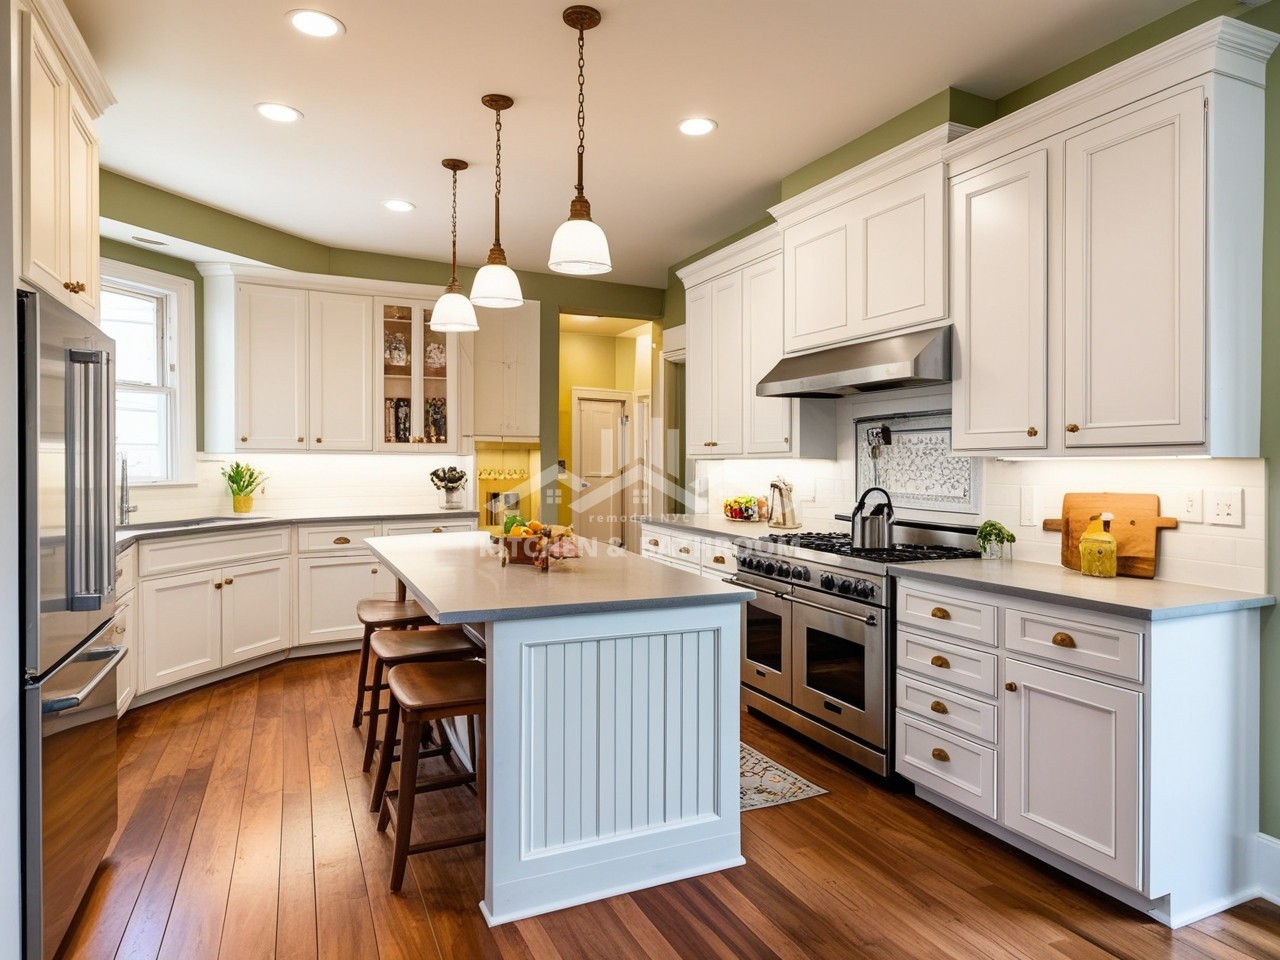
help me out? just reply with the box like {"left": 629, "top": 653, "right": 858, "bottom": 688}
{"left": 375, "top": 297, "right": 459, "bottom": 452}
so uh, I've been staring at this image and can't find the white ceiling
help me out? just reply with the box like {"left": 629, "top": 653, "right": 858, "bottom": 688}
{"left": 67, "top": 0, "right": 1201, "bottom": 290}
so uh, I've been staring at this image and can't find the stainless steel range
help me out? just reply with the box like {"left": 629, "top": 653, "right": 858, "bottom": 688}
{"left": 730, "top": 523, "right": 978, "bottom": 776}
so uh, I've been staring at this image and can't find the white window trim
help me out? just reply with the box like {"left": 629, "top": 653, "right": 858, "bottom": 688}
{"left": 102, "top": 257, "right": 197, "bottom": 485}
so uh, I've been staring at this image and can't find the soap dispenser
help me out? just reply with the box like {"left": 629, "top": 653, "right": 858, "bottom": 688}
{"left": 1079, "top": 512, "right": 1118, "bottom": 578}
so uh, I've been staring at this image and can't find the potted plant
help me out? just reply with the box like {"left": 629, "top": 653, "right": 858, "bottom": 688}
{"left": 976, "top": 520, "right": 1016, "bottom": 560}
{"left": 430, "top": 466, "right": 468, "bottom": 510}
{"left": 221, "top": 461, "right": 268, "bottom": 514}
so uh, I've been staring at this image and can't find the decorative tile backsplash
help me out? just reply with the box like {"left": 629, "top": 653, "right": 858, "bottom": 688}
{"left": 854, "top": 413, "right": 981, "bottom": 515}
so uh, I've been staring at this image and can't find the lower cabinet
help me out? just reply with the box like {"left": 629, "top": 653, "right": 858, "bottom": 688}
{"left": 140, "top": 557, "right": 290, "bottom": 692}
{"left": 297, "top": 553, "right": 397, "bottom": 646}
{"left": 114, "top": 589, "right": 137, "bottom": 716}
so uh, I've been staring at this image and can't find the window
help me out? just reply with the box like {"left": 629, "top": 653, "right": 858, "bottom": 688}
{"left": 98, "top": 259, "right": 196, "bottom": 484}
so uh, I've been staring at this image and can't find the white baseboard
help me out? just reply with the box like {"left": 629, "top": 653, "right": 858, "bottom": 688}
{"left": 1252, "top": 832, "right": 1280, "bottom": 906}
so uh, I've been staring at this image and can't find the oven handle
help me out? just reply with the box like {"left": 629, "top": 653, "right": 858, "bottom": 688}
{"left": 726, "top": 577, "right": 791, "bottom": 600}
{"left": 787, "top": 593, "right": 878, "bottom": 627}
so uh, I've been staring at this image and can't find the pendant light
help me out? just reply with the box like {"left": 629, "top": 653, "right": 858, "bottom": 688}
{"left": 548, "top": 5, "right": 611, "bottom": 276}
{"left": 470, "top": 94, "right": 524, "bottom": 308}
{"left": 430, "top": 159, "right": 479, "bottom": 332}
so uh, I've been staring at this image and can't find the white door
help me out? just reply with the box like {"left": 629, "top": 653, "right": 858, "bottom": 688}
{"left": 297, "top": 554, "right": 388, "bottom": 646}
{"left": 783, "top": 204, "right": 851, "bottom": 354}
{"left": 236, "top": 284, "right": 308, "bottom": 450}
{"left": 1001, "top": 658, "right": 1142, "bottom": 888}
{"left": 1062, "top": 88, "right": 1206, "bottom": 448}
{"left": 65, "top": 85, "right": 99, "bottom": 317}
{"left": 684, "top": 282, "right": 715, "bottom": 451}
{"left": 951, "top": 150, "right": 1049, "bottom": 451}
{"left": 114, "top": 590, "right": 137, "bottom": 715}
{"left": 742, "top": 253, "right": 792, "bottom": 454}
{"left": 221, "top": 557, "right": 291, "bottom": 665}
{"left": 140, "top": 568, "right": 222, "bottom": 691}
{"left": 308, "top": 291, "right": 374, "bottom": 450}
{"left": 573, "top": 395, "right": 628, "bottom": 545}
{"left": 21, "top": 13, "right": 69, "bottom": 304}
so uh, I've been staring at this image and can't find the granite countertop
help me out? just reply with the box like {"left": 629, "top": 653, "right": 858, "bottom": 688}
{"left": 639, "top": 513, "right": 848, "bottom": 540}
{"left": 366, "top": 531, "right": 754, "bottom": 624}
{"left": 115, "top": 510, "right": 480, "bottom": 550}
{"left": 890, "top": 558, "right": 1275, "bottom": 621}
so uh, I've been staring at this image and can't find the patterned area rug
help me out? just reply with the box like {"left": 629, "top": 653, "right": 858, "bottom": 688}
{"left": 740, "top": 743, "right": 827, "bottom": 811}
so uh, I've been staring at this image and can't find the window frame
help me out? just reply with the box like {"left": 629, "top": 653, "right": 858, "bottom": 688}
{"left": 100, "top": 257, "right": 196, "bottom": 485}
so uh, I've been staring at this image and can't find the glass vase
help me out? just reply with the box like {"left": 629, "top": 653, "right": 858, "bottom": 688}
{"left": 440, "top": 487, "right": 463, "bottom": 510}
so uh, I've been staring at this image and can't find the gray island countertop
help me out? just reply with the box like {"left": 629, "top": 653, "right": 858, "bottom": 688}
{"left": 891, "top": 558, "right": 1274, "bottom": 621}
{"left": 366, "top": 531, "right": 755, "bottom": 623}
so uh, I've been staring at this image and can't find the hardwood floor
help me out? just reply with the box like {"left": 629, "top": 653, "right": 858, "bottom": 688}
{"left": 58, "top": 652, "right": 1280, "bottom": 960}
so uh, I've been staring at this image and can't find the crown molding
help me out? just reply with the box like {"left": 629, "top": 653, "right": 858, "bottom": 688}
{"left": 944, "top": 17, "right": 1278, "bottom": 163}
{"left": 27, "top": 0, "right": 116, "bottom": 117}
{"left": 768, "top": 122, "right": 971, "bottom": 227}
{"left": 675, "top": 224, "right": 782, "bottom": 288}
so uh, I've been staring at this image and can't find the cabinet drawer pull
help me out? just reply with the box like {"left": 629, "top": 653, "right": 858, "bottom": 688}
{"left": 315, "top": 437, "right": 323, "bottom": 443}
{"left": 1026, "top": 426, "right": 1038, "bottom": 437}
{"left": 213, "top": 581, "right": 223, "bottom": 590}
{"left": 1051, "top": 632, "right": 1076, "bottom": 648}
{"left": 1005, "top": 681, "right": 1018, "bottom": 692}
{"left": 1065, "top": 423, "right": 1080, "bottom": 433}
{"left": 432, "top": 527, "right": 444, "bottom": 533}
{"left": 929, "top": 700, "right": 948, "bottom": 715}
{"left": 678, "top": 546, "right": 692, "bottom": 554}
{"left": 297, "top": 437, "right": 304, "bottom": 443}
{"left": 712, "top": 555, "right": 726, "bottom": 564}
{"left": 647, "top": 538, "right": 659, "bottom": 547}
{"left": 931, "top": 747, "right": 950, "bottom": 763}
{"left": 930, "top": 606, "right": 950, "bottom": 620}
{"left": 333, "top": 536, "right": 351, "bottom": 545}
{"left": 929, "top": 655, "right": 950, "bottom": 669}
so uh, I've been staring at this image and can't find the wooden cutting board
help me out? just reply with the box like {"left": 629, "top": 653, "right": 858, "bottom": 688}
{"left": 1041, "top": 493, "right": 1178, "bottom": 579}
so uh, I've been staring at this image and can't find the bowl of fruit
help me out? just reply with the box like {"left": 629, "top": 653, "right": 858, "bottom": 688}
{"left": 723, "top": 495, "right": 768, "bottom": 522}
{"left": 499, "top": 516, "right": 579, "bottom": 568}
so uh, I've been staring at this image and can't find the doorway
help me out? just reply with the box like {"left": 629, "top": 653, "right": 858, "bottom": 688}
{"left": 571, "top": 389, "right": 631, "bottom": 545}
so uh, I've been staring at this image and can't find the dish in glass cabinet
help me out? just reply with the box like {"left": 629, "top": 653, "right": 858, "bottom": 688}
{"left": 424, "top": 341, "right": 447, "bottom": 375}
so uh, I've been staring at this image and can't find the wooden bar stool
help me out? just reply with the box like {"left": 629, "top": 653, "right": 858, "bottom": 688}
{"left": 351, "top": 595, "right": 437, "bottom": 729}
{"left": 361, "top": 627, "right": 480, "bottom": 773}
{"left": 375, "top": 660, "right": 486, "bottom": 892}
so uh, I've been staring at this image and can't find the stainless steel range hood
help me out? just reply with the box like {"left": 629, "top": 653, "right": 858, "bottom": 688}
{"left": 756, "top": 326, "right": 952, "bottom": 398}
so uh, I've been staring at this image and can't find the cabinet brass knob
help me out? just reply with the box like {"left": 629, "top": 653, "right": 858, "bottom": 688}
{"left": 63, "top": 281, "right": 73, "bottom": 291}
{"left": 213, "top": 581, "right": 222, "bottom": 590}
{"left": 931, "top": 748, "right": 950, "bottom": 763}
{"left": 1005, "top": 681, "right": 1018, "bottom": 692}
{"left": 1052, "top": 631, "right": 1076, "bottom": 648}
{"left": 930, "top": 607, "right": 951, "bottom": 620}
{"left": 297, "top": 437, "right": 304, "bottom": 443}
{"left": 712, "top": 555, "right": 726, "bottom": 564}
{"left": 432, "top": 527, "right": 444, "bottom": 533}
{"left": 333, "top": 536, "right": 351, "bottom": 545}
{"left": 929, "top": 655, "right": 951, "bottom": 669}
{"left": 241, "top": 435, "right": 249, "bottom": 443}
{"left": 115, "top": 568, "right": 123, "bottom": 579}
{"left": 647, "top": 539, "right": 659, "bottom": 547}
{"left": 315, "top": 437, "right": 323, "bottom": 443}
{"left": 929, "top": 700, "right": 948, "bottom": 715}
{"left": 1065, "top": 423, "right": 1080, "bottom": 433}
{"left": 224, "top": 577, "right": 233, "bottom": 585}
{"left": 1026, "top": 427, "right": 1038, "bottom": 437}
{"left": 371, "top": 568, "right": 378, "bottom": 575}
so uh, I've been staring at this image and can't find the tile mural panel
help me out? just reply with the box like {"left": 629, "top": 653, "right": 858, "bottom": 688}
{"left": 854, "top": 413, "right": 981, "bottom": 514}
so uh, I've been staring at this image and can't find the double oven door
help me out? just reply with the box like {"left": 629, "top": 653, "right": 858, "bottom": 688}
{"left": 741, "top": 582, "right": 886, "bottom": 749}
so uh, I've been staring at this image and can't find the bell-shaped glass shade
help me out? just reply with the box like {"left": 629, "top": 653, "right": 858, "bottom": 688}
{"left": 429, "top": 291, "right": 479, "bottom": 332}
{"left": 469, "top": 262, "right": 523, "bottom": 308}
{"left": 549, "top": 217, "right": 611, "bottom": 275}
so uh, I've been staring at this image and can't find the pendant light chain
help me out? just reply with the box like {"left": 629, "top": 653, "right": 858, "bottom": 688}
{"left": 449, "top": 165, "right": 459, "bottom": 280}
{"left": 575, "top": 27, "right": 586, "bottom": 195}
{"left": 494, "top": 106, "right": 503, "bottom": 226}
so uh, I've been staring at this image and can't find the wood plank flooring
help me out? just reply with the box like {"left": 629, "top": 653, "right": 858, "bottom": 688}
{"left": 58, "top": 652, "right": 1280, "bottom": 960}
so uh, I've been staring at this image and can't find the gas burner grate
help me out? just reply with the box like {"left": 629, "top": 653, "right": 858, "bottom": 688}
{"left": 759, "top": 533, "right": 980, "bottom": 563}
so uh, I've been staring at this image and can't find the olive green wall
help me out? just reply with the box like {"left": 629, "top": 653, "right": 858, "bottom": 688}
{"left": 100, "top": 172, "right": 664, "bottom": 523}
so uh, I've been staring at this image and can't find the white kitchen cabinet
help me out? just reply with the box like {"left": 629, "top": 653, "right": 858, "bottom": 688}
{"left": 1002, "top": 657, "right": 1142, "bottom": 888}
{"left": 139, "top": 556, "right": 291, "bottom": 691}
{"left": 20, "top": 11, "right": 101, "bottom": 320}
{"left": 297, "top": 554, "right": 396, "bottom": 646}
{"left": 233, "top": 284, "right": 308, "bottom": 450}
{"left": 375, "top": 297, "right": 460, "bottom": 452}
{"left": 780, "top": 164, "right": 947, "bottom": 354}
{"left": 381, "top": 520, "right": 476, "bottom": 536}
{"left": 471, "top": 303, "right": 540, "bottom": 439}
{"left": 950, "top": 150, "right": 1048, "bottom": 452}
{"left": 678, "top": 231, "right": 835, "bottom": 460}
{"left": 114, "top": 589, "right": 137, "bottom": 716}
{"left": 944, "top": 20, "right": 1274, "bottom": 457}
{"left": 308, "top": 291, "right": 374, "bottom": 450}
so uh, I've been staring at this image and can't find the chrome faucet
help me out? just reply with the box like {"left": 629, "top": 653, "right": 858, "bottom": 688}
{"left": 119, "top": 455, "right": 137, "bottom": 526}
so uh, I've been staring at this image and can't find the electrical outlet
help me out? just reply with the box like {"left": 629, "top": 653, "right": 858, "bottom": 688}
{"left": 1206, "top": 486, "right": 1244, "bottom": 526}
{"left": 1176, "top": 487, "right": 1203, "bottom": 523}
{"left": 1020, "top": 487, "right": 1035, "bottom": 527}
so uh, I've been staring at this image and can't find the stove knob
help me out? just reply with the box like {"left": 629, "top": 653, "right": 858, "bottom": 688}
{"left": 764, "top": 561, "right": 777, "bottom": 576}
{"left": 837, "top": 579, "right": 854, "bottom": 596}
{"left": 819, "top": 573, "right": 835, "bottom": 591}
{"left": 777, "top": 562, "right": 791, "bottom": 578}
{"left": 791, "top": 566, "right": 807, "bottom": 581}
{"left": 802, "top": 568, "right": 812, "bottom": 582}
{"left": 853, "top": 580, "right": 875, "bottom": 600}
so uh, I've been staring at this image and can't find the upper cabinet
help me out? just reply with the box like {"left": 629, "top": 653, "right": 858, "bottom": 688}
{"left": 375, "top": 297, "right": 459, "bottom": 451}
{"left": 469, "top": 303, "right": 541, "bottom": 441}
{"left": 948, "top": 18, "right": 1277, "bottom": 458}
{"left": 768, "top": 125, "right": 967, "bottom": 356}
{"left": 678, "top": 228, "right": 835, "bottom": 460}
{"left": 19, "top": 9, "right": 114, "bottom": 321}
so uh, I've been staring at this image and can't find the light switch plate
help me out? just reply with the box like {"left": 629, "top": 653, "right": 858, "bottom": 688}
{"left": 1020, "top": 487, "right": 1035, "bottom": 526}
{"left": 1176, "top": 487, "right": 1203, "bottom": 523}
{"left": 1206, "top": 487, "right": 1244, "bottom": 526}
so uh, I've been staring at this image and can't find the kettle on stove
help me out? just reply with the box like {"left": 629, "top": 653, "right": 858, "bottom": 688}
{"left": 849, "top": 487, "right": 895, "bottom": 549}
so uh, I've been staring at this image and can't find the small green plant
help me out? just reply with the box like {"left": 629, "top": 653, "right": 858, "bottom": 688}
{"left": 976, "top": 520, "right": 1016, "bottom": 554}
{"left": 220, "top": 461, "right": 268, "bottom": 497}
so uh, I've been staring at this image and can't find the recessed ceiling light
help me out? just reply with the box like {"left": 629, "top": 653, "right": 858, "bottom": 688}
{"left": 287, "top": 9, "right": 346, "bottom": 38}
{"left": 130, "top": 235, "right": 168, "bottom": 246}
{"left": 679, "top": 118, "right": 717, "bottom": 136}
{"left": 256, "top": 102, "right": 303, "bottom": 123}
{"left": 383, "top": 199, "right": 415, "bottom": 213}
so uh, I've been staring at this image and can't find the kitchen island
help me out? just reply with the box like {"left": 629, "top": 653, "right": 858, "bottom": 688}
{"left": 364, "top": 531, "right": 754, "bottom": 925}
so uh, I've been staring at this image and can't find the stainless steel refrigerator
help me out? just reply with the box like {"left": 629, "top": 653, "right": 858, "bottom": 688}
{"left": 18, "top": 289, "right": 126, "bottom": 960}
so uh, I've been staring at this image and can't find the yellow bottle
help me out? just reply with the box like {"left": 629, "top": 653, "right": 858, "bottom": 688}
{"left": 1079, "top": 512, "right": 1118, "bottom": 578}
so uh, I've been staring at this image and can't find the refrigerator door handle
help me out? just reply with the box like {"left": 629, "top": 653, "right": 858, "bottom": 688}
{"left": 64, "top": 347, "right": 109, "bottom": 612}
{"left": 41, "top": 644, "right": 126, "bottom": 714}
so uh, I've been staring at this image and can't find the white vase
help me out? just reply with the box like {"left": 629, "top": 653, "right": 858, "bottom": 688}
{"left": 441, "top": 487, "right": 463, "bottom": 510}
